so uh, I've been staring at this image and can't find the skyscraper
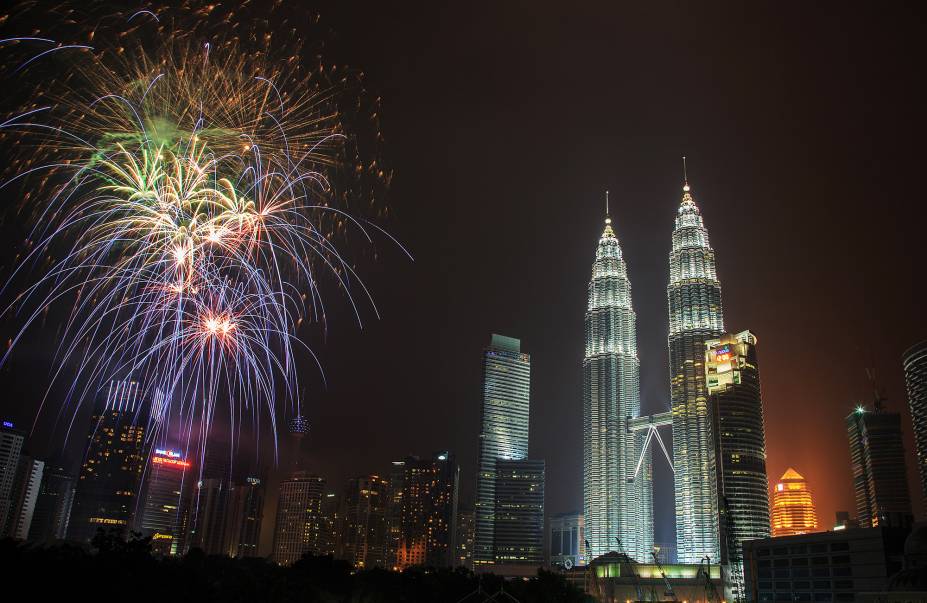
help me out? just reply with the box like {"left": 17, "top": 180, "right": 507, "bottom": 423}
{"left": 0, "top": 421, "right": 25, "bottom": 536}
{"left": 584, "top": 208, "right": 652, "bottom": 561}
{"left": 492, "top": 459, "right": 545, "bottom": 568}
{"left": 903, "top": 340, "right": 927, "bottom": 501}
{"left": 455, "top": 508, "right": 475, "bottom": 569}
{"left": 135, "top": 447, "right": 190, "bottom": 554}
{"left": 474, "top": 334, "right": 531, "bottom": 567}
{"left": 271, "top": 471, "right": 326, "bottom": 565}
{"left": 706, "top": 330, "right": 770, "bottom": 599}
{"left": 320, "top": 490, "right": 341, "bottom": 556}
{"left": 224, "top": 476, "right": 265, "bottom": 557}
{"left": 846, "top": 405, "right": 913, "bottom": 528}
{"left": 668, "top": 179, "right": 724, "bottom": 563}
{"left": 185, "top": 478, "right": 231, "bottom": 554}
{"left": 69, "top": 380, "right": 148, "bottom": 543}
{"left": 28, "top": 464, "right": 76, "bottom": 542}
{"left": 181, "top": 443, "right": 232, "bottom": 555}
{"left": 4, "top": 454, "right": 44, "bottom": 539}
{"left": 393, "top": 452, "right": 459, "bottom": 569}
{"left": 771, "top": 468, "right": 818, "bottom": 537}
{"left": 340, "top": 474, "right": 390, "bottom": 568}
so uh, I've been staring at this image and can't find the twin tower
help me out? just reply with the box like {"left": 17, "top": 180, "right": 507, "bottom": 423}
{"left": 584, "top": 179, "right": 724, "bottom": 563}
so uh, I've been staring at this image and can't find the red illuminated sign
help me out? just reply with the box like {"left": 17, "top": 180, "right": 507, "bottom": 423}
{"left": 152, "top": 455, "right": 190, "bottom": 469}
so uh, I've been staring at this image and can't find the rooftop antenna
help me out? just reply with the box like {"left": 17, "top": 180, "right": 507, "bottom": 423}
{"left": 605, "top": 190, "right": 611, "bottom": 225}
{"left": 683, "top": 156, "right": 690, "bottom": 192}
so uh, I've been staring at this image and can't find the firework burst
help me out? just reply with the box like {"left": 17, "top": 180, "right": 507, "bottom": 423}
{"left": 0, "top": 3, "right": 399, "bottom": 464}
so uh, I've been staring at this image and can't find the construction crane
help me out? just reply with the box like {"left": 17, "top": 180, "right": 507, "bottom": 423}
{"left": 614, "top": 537, "right": 643, "bottom": 602}
{"left": 650, "top": 548, "right": 678, "bottom": 602}
{"left": 721, "top": 496, "right": 744, "bottom": 602}
{"left": 697, "top": 556, "right": 723, "bottom": 603}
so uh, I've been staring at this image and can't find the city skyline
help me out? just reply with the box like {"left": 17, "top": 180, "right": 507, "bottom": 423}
{"left": 1, "top": 1, "right": 926, "bottom": 561}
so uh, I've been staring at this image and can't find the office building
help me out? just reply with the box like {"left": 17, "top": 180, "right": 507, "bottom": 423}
{"left": 320, "top": 490, "right": 341, "bottom": 556}
{"left": 771, "top": 468, "right": 819, "bottom": 537}
{"left": 456, "top": 508, "right": 475, "bottom": 569}
{"left": 847, "top": 405, "right": 913, "bottom": 528}
{"left": 394, "top": 452, "right": 459, "bottom": 569}
{"left": 474, "top": 334, "right": 531, "bottom": 567}
{"left": 340, "top": 474, "right": 390, "bottom": 568}
{"left": 224, "top": 477, "right": 265, "bottom": 557}
{"left": 742, "top": 525, "right": 909, "bottom": 602}
{"left": 668, "top": 178, "right": 725, "bottom": 563}
{"left": 706, "top": 330, "right": 770, "bottom": 597}
{"left": 69, "top": 380, "right": 149, "bottom": 542}
{"left": 0, "top": 421, "right": 25, "bottom": 535}
{"left": 4, "top": 454, "right": 44, "bottom": 539}
{"left": 584, "top": 207, "right": 652, "bottom": 561}
{"left": 903, "top": 341, "right": 927, "bottom": 500}
{"left": 271, "top": 472, "right": 326, "bottom": 565}
{"left": 135, "top": 447, "right": 190, "bottom": 554}
{"left": 493, "top": 458, "right": 544, "bottom": 570}
{"left": 28, "top": 464, "right": 76, "bottom": 541}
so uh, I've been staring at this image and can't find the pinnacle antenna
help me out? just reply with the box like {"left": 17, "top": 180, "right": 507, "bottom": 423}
{"left": 682, "top": 156, "right": 690, "bottom": 192}
{"left": 605, "top": 190, "right": 609, "bottom": 216}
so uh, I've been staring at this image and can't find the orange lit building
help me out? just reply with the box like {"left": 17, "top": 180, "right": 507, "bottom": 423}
{"left": 771, "top": 468, "right": 819, "bottom": 537}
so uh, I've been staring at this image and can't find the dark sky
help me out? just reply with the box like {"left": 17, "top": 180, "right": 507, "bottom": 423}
{"left": 3, "top": 1, "right": 927, "bottom": 555}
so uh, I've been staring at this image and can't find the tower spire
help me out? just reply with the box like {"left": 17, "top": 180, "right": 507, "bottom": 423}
{"left": 605, "top": 190, "right": 611, "bottom": 224}
{"left": 682, "top": 156, "right": 690, "bottom": 192}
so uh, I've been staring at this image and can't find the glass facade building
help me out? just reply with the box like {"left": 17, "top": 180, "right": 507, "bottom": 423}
{"left": 474, "top": 334, "right": 531, "bottom": 567}
{"left": 668, "top": 182, "right": 724, "bottom": 563}
{"left": 28, "top": 464, "right": 76, "bottom": 542}
{"left": 493, "top": 459, "right": 545, "bottom": 566}
{"left": 135, "top": 447, "right": 190, "bottom": 554}
{"left": 903, "top": 340, "right": 927, "bottom": 502}
{"left": 706, "top": 330, "right": 770, "bottom": 598}
{"left": 771, "top": 468, "right": 818, "bottom": 537}
{"left": 224, "top": 477, "right": 265, "bottom": 557}
{"left": 584, "top": 213, "right": 652, "bottom": 561}
{"left": 846, "top": 407, "right": 913, "bottom": 528}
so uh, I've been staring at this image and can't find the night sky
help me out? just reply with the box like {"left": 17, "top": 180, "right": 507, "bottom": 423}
{"left": 2, "top": 2, "right": 927, "bottom": 555}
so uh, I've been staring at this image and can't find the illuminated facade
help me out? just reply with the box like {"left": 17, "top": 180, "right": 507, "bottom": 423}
{"left": 706, "top": 330, "right": 769, "bottom": 598}
{"left": 474, "top": 334, "right": 531, "bottom": 567}
{"left": 493, "top": 458, "right": 545, "bottom": 566}
{"left": 668, "top": 181, "right": 724, "bottom": 562}
{"left": 69, "top": 380, "right": 148, "bottom": 543}
{"left": 271, "top": 472, "right": 326, "bottom": 565}
{"left": 455, "top": 508, "right": 475, "bottom": 569}
{"left": 903, "top": 340, "right": 927, "bottom": 501}
{"left": 584, "top": 212, "right": 652, "bottom": 561}
{"left": 846, "top": 407, "right": 912, "bottom": 528}
{"left": 393, "top": 452, "right": 459, "bottom": 569}
{"left": 549, "top": 511, "right": 585, "bottom": 569}
{"left": 771, "top": 468, "right": 818, "bottom": 537}
{"left": 135, "top": 448, "right": 190, "bottom": 554}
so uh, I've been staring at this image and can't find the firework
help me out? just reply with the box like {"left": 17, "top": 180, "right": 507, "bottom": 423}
{"left": 0, "top": 3, "right": 399, "bottom": 464}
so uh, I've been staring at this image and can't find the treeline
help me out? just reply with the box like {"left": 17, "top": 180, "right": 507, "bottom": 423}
{"left": 0, "top": 530, "right": 591, "bottom": 603}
